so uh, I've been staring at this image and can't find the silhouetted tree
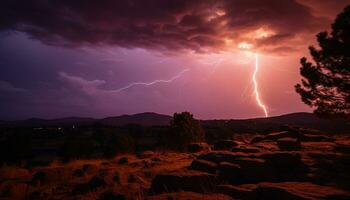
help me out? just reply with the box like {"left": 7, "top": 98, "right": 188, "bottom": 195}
{"left": 168, "top": 112, "right": 204, "bottom": 151}
{"left": 295, "top": 5, "right": 350, "bottom": 118}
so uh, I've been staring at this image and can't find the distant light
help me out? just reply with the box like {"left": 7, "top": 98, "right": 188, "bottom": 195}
{"left": 238, "top": 42, "right": 253, "bottom": 50}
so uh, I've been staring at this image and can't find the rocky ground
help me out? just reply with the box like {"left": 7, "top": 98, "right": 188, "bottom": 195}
{"left": 1, "top": 128, "right": 350, "bottom": 199}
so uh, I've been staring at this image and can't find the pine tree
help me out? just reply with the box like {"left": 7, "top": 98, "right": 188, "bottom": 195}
{"left": 295, "top": 5, "right": 350, "bottom": 118}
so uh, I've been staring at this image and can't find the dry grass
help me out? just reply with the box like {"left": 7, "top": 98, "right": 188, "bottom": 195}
{"left": 0, "top": 152, "right": 194, "bottom": 200}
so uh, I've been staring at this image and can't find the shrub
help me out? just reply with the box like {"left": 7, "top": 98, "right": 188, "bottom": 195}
{"left": 165, "top": 112, "right": 205, "bottom": 151}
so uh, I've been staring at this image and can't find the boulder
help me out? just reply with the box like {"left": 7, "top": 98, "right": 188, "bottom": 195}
{"left": 231, "top": 146, "right": 260, "bottom": 153}
{"left": 189, "top": 159, "right": 218, "bottom": 174}
{"left": 98, "top": 191, "right": 126, "bottom": 200}
{"left": 217, "top": 162, "right": 241, "bottom": 183}
{"left": 256, "top": 182, "right": 350, "bottom": 200}
{"left": 277, "top": 138, "right": 301, "bottom": 151}
{"left": 187, "top": 142, "right": 210, "bottom": 153}
{"left": 301, "top": 134, "right": 333, "bottom": 142}
{"left": 335, "top": 140, "right": 350, "bottom": 154}
{"left": 150, "top": 170, "right": 216, "bottom": 194}
{"left": 251, "top": 131, "right": 302, "bottom": 144}
{"left": 197, "top": 151, "right": 250, "bottom": 164}
{"left": 218, "top": 182, "right": 350, "bottom": 200}
{"left": 260, "top": 152, "right": 303, "bottom": 167}
{"left": 260, "top": 152, "right": 309, "bottom": 181}
{"left": 138, "top": 151, "right": 155, "bottom": 159}
{"left": 73, "top": 169, "right": 84, "bottom": 177}
{"left": 118, "top": 157, "right": 128, "bottom": 164}
{"left": 1, "top": 183, "right": 28, "bottom": 199}
{"left": 234, "top": 158, "right": 272, "bottom": 183}
{"left": 217, "top": 185, "right": 257, "bottom": 200}
{"left": 30, "top": 171, "right": 46, "bottom": 186}
{"left": 250, "top": 136, "right": 265, "bottom": 144}
{"left": 213, "top": 140, "right": 239, "bottom": 150}
{"left": 264, "top": 131, "right": 301, "bottom": 141}
{"left": 146, "top": 192, "right": 233, "bottom": 200}
{"left": 29, "top": 167, "right": 68, "bottom": 186}
{"left": 89, "top": 176, "right": 107, "bottom": 189}
{"left": 72, "top": 176, "right": 107, "bottom": 195}
{"left": 82, "top": 164, "right": 98, "bottom": 174}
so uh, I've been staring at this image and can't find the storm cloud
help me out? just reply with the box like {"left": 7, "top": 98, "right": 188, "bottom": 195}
{"left": 1, "top": 0, "right": 349, "bottom": 120}
{"left": 0, "top": 0, "right": 337, "bottom": 53}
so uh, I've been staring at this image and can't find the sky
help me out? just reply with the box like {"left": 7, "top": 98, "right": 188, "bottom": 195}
{"left": 1, "top": 0, "right": 350, "bottom": 120}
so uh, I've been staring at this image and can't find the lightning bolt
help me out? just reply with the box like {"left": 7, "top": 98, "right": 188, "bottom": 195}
{"left": 253, "top": 53, "right": 268, "bottom": 117}
{"left": 112, "top": 68, "right": 190, "bottom": 93}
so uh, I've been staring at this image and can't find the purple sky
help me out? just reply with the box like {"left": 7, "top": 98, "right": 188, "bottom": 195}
{"left": 1, "top": 0, "right": 349, "bottom": 120}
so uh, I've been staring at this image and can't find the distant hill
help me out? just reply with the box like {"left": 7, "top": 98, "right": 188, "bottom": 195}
{"left": 1, "top": 112, "right": 349, "bottom": 133}
{"left": 202, "top": 112, "right": 350, "bottom": 133}
{"left": 0, "top": 112, "right": 172, "bottom": 128}
{"left": 100, "top": 112, "right": 172, "bottom": 127}
{"left": 1, "top": 117, "right": 96, "bottom": 127}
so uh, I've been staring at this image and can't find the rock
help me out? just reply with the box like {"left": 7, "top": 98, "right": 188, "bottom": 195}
{"left": 30, "top": 171, "right": 46, "bottom": 186}
{"left": 150, "top": 170, "right": 216, "bottom": 194}
{"left": 98, "top": 191, "right": 126, "bottom": 200}
{"left": 335, "top": 140, "right": 350, "bottom": 154}
{"left": 146, "top": 192, "right": 233, "bottom": 200}
{"left": 231, "top": 146, "right": 260, "bottom": 153}
{"left": 260, "top": 152, "right": 303, "bottom": 167}
{"left": 301, "top": 134, "right": 333, "bottom": 142}
{"left": 89, "top": 176, "right": 107, "bottom": 189}
{"left": 217, "top": 185, "right": 257, "bottom": 200}
{"left": 260, "top": 152, "right": 309, "bottom": 181}
{"left": 113, "top": 172, "right": 120, "bottom": 184}
{"left": 250, "top": 136, "right": 264, "bottom": 144}
{"left": 255, "top": 183, "right": 306, "bottom": 200}
{"left": 217, "top": 162, "right": 241, "bottom": 184}
{"left": 213, "top": 140, "right": 239, "bottom": 150}
{"left": 235, "top": 158, "right": 272, "bottom": 183}
{"left": 265, "top": 131, "right": 301, "bottom": 141}
{"left": 82, "top": 164, "right": 98, "bottom": 174}
{"left": 255, "top": 142, "right": 279, "bottom": 151}
{"left": 29, "top": 167, "right": 69, "bottom": 186}
{"left": 197, "top": 151, "right": 250, "bottom": 164}
{"left": 128, "top": 174, "right": 137, "bottom": 183}
{"left": 189, "top": 159, "right": 218, "bottom": 174}
{"left": 101, "top": 161, "right": 110, "bottom": 166}
{"left": 187, "top": 142, "right": 210, "bottom": 153}
{"left": 1, "top": 183, "right": 28, "bottom": 199}
{"left": 251, "top": 131, "right": 302, "bottom": 144}
{"left": 25, "top": 191, "right": 44, "bottom": 200}
{"left": 118, "top": 157, "right": 128, "bottom": 164}
{"left": 218, "top": 182, "right": 350, "bottom": 200}
{"left": 257, "top": 182, "right": 350, "bottom": 200}
{"left": 138, "top": 151, "right": 155, "bottom": 159}
{"left": 72, "top": 183, "right": 90, "bottom": 195}
{"left": 73, "top": 169, "right": 84, "bottom": 177}
{"left": 72, "top": 176, "right": 107, "bottom": 195}
{"left": 277, "top": 138, "right": 301, "bottom": 151}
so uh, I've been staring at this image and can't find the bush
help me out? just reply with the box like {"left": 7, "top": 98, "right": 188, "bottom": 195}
{"left": 165, "top": 112, "right": 205, "bottom": 151}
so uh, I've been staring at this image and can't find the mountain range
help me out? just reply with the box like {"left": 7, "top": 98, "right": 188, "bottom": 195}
{"left": 1, "top": 112, "right": 349, "bottom": 133}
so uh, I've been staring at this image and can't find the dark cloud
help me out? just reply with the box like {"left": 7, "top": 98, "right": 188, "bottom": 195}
{"left": 0, "top": 0, "right": 348, "bottom": 53}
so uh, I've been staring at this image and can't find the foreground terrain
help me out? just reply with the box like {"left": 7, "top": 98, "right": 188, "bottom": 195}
{"left": 1, "top": 128, "right": 350, "bottom": 199}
